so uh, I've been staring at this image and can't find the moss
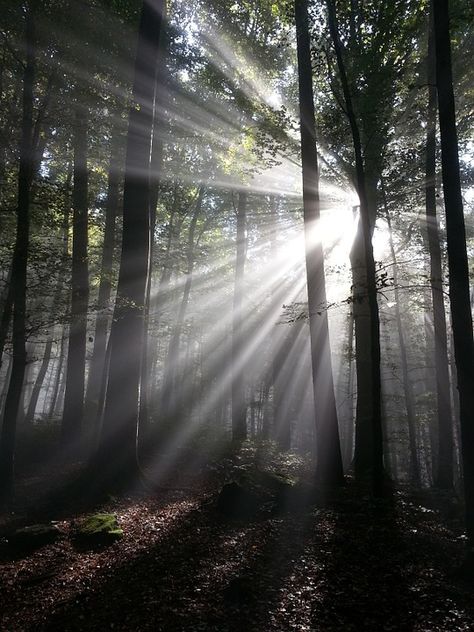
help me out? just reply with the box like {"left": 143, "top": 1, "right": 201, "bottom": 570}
{"left": 76, "top": 513, "right": 123, "bottom": 541}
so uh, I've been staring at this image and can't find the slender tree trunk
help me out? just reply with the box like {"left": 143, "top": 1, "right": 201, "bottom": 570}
{"left": 96, "top": 0, "right": 165, "bottom": 483}
{"left": 263, "top": 195, "right": 278, "bottom": 440}
{"left": 384, "top": 202, "right": 420, "bottom": 486}
{"left": 24, "top": 338, "right": 53, "bottom": 425}
{"left": 161, "top": 186, "right": 204, "bottom": 423}
{"left": 295, "top": 0, "right": 343, "bottom": 484}
{"left": 432, "top": 0, "right": 474, "bottom": 543}
{"left": 0, "top": 266, "right": 13, "bottom": 371}
{"left": 327, "top": 0, "right": 384, "bottom": 491}
{"left": 231, "top": 190, "right": 248, "bottom": 441}
{"left": 138, "top": 16, "right": 168, "bottom": 438}
{"left": 84, "top": 132, "right": 121, "bottom": 429}
{"left": 49, "top": 331, "right": 65, "bottom": 419}
{"left": 61, "top": 101, "right": 89, "bottom": 453}
{"left": 0, "top": 4, "right": 35, "bottom": 500}
{"left": 342, "top": 311, "right": 355, "bottom": 470}
{"left": 425, "top": 14, "right": 454, "bottom": 488}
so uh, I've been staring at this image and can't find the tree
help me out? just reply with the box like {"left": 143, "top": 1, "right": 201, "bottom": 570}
{"left": 432, "top": 0, "right": 474, "bottom": 545}
{"left": 326, "top": 0, "right": 384, "bottom": 489}
{"left": 232, "top": 190, "right": 248, "bottom": 441}
{"left": 425, "top": 11, "right": 454, "bottom": 489}
{"left": 95, "top": 0, "right": 165, "bottom": 484}
{"left": 61, "top": 99, "right": 89, "bottom": 453}
{"left": 0, "top": 2, "right": 35, "bottom": 501}
{"left": 295, "top": 0, "right": 343, "bottom": 484}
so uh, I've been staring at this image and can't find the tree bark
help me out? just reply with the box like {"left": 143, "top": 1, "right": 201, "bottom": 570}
{"left": 384, "top": 200, "right": 420, "bottom": 486}
{"left": 432, "top": 0, "right": 474, "bottom": 543}
{"left": 61, "top": 101, "right": 89, "bottom": 453}
{"left": 161, "top": 186, "right": 204, "bottom": 425}
{"left": 96, "top": 0, "right": 165, "bottom": 483}
{"left": 84, "top": 131, "right": 121, "bottom": 431}
{"left": 295, "top": 0, "right": 343, "bottom": 484}
{"left": 327, "top": 0, "right": 384, "bottom": 490}
{"left": 425, "top": 12, "right": 453, "bottom": 488}
{"left": 0, "top": 3, "right": 35, "bottom": 501}
{"left": 231, "top": 190, "right": 248, "bottom": 441}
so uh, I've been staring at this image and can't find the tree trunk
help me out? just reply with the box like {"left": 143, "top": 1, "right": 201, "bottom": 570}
{"left": 96, "top": 0, "right": 165, "bottom": 483}
{"left": 295, "top": 0, "right": 343, "bottom": 484}
{"left": 432, "top": 0, "right": 474, "bottom": 543}
{"left": 384, "top": 202, "right": 420, "bottom": 486}
{"left": 161, "top": 186, "right": 204, "bottom": 425}
{"left": 327, "top": 0, "right": 384, "bottom": 491}
{"left": 425, "top": 13, "right": 454, "bottom": 488}
{"left": 231, "top": 190, "right": 248, "bottom": 441}
{"left": 24, "top": 339, "right": 52, "bottom": 425}
{"left": 61, "top": 101, "right": 89, "bottom": 453}
{"left": 84, "top": 131, "right": 121, "bottom": 431}
{"left": 138, "top": 16, "right": 168, "bottom": 439}
{"left": 0, "top": 266, "right": 13, "bottom": 372}
{"left": 0, "top": 4, "right": 35, "bottom": 501}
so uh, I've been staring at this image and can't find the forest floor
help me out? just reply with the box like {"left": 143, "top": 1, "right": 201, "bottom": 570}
{"left": 1, "top": 447, "right": 474, "bottom": 631}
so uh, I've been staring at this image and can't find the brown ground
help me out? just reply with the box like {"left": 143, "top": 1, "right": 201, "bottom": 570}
{"left": 1, "top": 460, "right": 474, "bottom": 631}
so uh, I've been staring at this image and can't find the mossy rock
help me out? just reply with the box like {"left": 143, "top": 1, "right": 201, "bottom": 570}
{"left": 75, "top": 513, "right": 123, "bottom": 543}
{"left": 9, "top": 523, "right": 61, "bottom": 549}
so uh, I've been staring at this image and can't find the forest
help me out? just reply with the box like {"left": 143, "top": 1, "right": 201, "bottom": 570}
{"left": 0, "top": 0, "right": 474, "bottom": 629}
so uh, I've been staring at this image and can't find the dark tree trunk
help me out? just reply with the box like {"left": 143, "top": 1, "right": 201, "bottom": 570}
{"left": 0, "top": 266, "right": 13, "bottom": 372}
{"left": 0, "top": 4, "right": 35, "bottom": 501}
{"left": 432, "top": 0, "right": 474, "bottom": 543}
{"left": 295, "top": 0, "right": 343, "bottom": 484}
{"left": 231, "top": 190, "right": 248, "bottom": 441}
{"left": 96, "top": 0, "right": 165, "bottom": 483}
{"left": 161, "top": 186, "right": 204, "bottom": 424}
{"left": 138, "top": 15, "right": 168, "bottom": 438}
{"left": 327, "top": 0, "right": 384, "bottom": 494}
{"left": 327, "top": 0, "right": 384, "bottom": 491}
{"left": 61, "top": 102, "right": 89, "bottom": 453}
{"left": 425, "top": 13, "right": 454, "bottom": 488}
{"left": 84, "top": 132, "right": 121, "bottom": 430}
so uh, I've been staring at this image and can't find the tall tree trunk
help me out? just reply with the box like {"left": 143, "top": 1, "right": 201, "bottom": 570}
{"left": 96, "top": 0, "right": 165, "bottom": 483}
{"left": 295, "top": 0, "right": 343, "bottom": 484}
{"left": 341, "top": 311, "right": 355, "bottom": 470}
{"left": 231, "top": 190, "right": 248, "bottom": 441}
{"left": 263, "top": 195, "right": 278, "bottom": 440}
{"left": 327, "top": 0, "right": 384, "bottom": 490}
{"left": 61, "top": 101, "right": 89, "bottom": 453}
{"left": 161, "top": 186, "right": 204, "bottom": 424}
{"left": 384, "top": 201, "right": 420, "bottom": 486}
{"left": 147, "top": 190, "right": 180, "bottom": 409}
{"left": 139, "top": 16, "right": 168, "bottom": 438}
{"left": 425, "top": 14, "right": 454, "bottom": 488}
{"left": 84, "top": 132, "right": 121, "bottom": 430}
{"left": 26, "top": 180, "right": 70, "bottom": 426}
{"left": 432, "top": 0, "right": 474, "bottom": 544}
{"left": 0, "top": 3, "right": 35, "bottom": 500}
